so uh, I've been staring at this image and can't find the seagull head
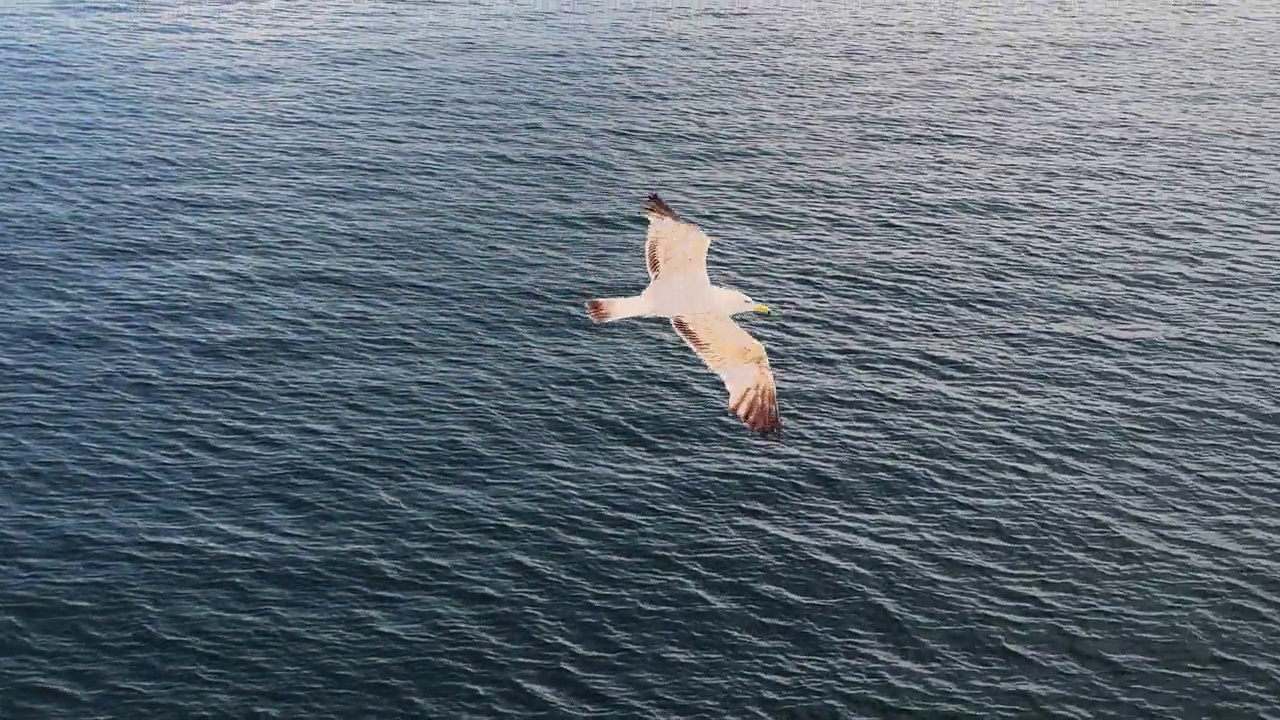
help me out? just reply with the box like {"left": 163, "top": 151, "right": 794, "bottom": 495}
{"left": 722, "top": 289, "right": 775, "bottom": 316}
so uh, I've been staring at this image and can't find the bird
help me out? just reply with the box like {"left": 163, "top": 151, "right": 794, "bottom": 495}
{"left": 584, "top": 193, "right": 782, "bottom": 433}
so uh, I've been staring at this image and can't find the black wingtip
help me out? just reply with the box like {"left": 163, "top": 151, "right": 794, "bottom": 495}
{"left": 642, "top": 192, "right": 680, "bottom": 221}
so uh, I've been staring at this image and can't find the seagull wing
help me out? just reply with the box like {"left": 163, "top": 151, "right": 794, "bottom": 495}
{"left": 642, "top": 193, "right": 712, "bottom": 282}
{"left": 670, "top": 313, "right": 781, "bottom": 432}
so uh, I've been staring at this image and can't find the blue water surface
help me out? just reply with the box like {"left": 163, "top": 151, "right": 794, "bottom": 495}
{"left": 2, "top": 1, "right": 1279, "bottom": 718}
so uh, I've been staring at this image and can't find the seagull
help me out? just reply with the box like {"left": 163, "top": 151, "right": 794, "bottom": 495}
{"left": 585, "top": 193, "right": 782, "bottom": 433}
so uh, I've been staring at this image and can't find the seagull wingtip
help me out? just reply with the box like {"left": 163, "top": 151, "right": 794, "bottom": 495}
{"left": 642, "top": 192, "right": 680, "bottom": 221}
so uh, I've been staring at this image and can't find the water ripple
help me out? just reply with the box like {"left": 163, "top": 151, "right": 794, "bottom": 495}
{"left": 3, "top": 1, "right": 1280, "bottom": 718}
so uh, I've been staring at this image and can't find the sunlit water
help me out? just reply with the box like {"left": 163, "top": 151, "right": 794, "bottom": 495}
{"left": 2, "top": 1, "right": 1278, "bottom": 717}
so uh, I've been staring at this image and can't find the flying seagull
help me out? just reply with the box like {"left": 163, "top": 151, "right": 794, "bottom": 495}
{"left": 585, "top": 193, "right": 782, "bottom": 433}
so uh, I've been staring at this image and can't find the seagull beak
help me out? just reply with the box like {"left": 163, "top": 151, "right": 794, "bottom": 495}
{"left": 754, "top": 303, "right": 773, "bottom": 314}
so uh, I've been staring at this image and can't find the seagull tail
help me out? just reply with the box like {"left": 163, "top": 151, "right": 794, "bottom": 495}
{"left": 586, "top": 295, "right": 649, "bottom": 323}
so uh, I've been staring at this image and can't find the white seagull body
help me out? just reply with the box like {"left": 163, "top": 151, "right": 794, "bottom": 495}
{"left": 585, "top": 193, "right": 782, "bottom": 433}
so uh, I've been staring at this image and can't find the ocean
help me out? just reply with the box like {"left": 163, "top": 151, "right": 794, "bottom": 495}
{"left": 2, "top": 1, "right": 1278, "bottom": 717}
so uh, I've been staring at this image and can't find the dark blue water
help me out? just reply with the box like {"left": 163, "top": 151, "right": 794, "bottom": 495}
{"left": 3, "top": 1, "right": 1279, "bottom": 717}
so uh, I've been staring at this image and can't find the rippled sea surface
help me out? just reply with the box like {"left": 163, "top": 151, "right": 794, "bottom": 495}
{"left": 3, "top": 1, "right": 1279, "bottom": 717}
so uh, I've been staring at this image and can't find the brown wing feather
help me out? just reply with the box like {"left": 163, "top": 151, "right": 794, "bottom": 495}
{"left": 641, "top": 194, "right": 712, "bottom": 282}
{"left": 646, "top": 234, "right": 662, "bottom": 279}
{"left": 671, "top": 314, "right": 781, "bottom": 433}
{"left": 726, "top": 364, "right": 781, "bottom": 433}
{"left": 643, "top": 193, "right": 680, "bottom": 221}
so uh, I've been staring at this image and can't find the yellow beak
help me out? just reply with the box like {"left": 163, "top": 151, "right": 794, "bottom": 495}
{"left": 754, "top": 303, "right": 772, "bottom": 314}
